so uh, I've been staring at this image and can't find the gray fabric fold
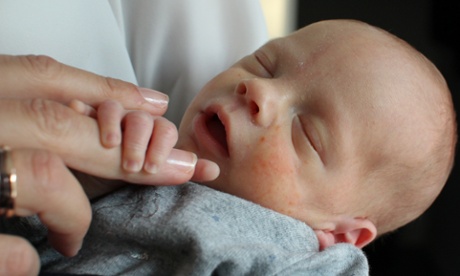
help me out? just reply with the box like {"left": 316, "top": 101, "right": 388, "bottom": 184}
{"left": 2, "top": 183, "right": 369, "bottom": 275}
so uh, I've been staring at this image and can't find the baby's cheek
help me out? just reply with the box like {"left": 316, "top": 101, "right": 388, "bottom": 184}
{"left": 250, "top": 149, "right": 294, "bottom": 177}
{"left": 250, "top": 135, "right": 296, "bottom": 176}
{"left": 247, "top": 135, "right": 301, "bottom": 210}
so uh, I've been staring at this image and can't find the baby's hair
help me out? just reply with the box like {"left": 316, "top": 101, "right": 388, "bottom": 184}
{"left": 351, "top": 20, "right": 458, "bottom": 235}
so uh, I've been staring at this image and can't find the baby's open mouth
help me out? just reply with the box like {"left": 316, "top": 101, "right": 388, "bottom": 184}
{"left": 205, "top": 114, "right": 229, "bottom": 156}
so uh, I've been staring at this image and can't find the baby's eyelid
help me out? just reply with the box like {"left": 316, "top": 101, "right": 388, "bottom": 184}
{"left": 254, "top": 50, "right": 274, "bottom": 77}
{"left": 299, "top": 117, "right": 323, "bottom": 158}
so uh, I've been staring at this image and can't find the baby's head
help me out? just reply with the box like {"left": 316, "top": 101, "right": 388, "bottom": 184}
{"left": 177, "top": 19, "right": 457, "bottom": 249}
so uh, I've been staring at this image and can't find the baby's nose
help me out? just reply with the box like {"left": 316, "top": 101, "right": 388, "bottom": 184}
{"left": 235, "top": 79, "right": 277, "bottom": 127}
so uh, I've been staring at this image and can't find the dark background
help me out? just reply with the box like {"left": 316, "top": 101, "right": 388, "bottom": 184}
{"left": 296, "top": 1, "right": 460, "bottom": 275}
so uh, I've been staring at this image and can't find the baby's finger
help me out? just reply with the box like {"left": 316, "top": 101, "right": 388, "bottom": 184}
{"left": 97, "top": 100, "right": 124, "bottom": 148}
{"left": 144, "top": 117, "right": 178, "bottom": 174}
{"left": 122, "top": 111, "right": 153, "bottom": 172}
{"left": 68, "top": 99, "right": 96, "bottom": 117}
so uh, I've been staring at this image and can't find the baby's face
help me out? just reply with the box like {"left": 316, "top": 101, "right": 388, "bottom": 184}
{"left": 177, "top": 21, "right": 408, "bottom": 228}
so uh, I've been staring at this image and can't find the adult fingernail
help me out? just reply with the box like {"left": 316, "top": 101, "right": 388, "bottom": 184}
{"left": 138, "top": 87, "right": 169, "bottom": 108}
{"left": 203, "top": 160, "right": 220, "bottom": 181}
{"left": 166, "top": 150, "right": 197, "bottom": 173}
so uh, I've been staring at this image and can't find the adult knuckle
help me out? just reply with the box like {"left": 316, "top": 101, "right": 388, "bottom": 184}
{"left": 21, "top": 54, "right": 63, "bottom": 81}
{"left": 102, "top": 77, "right": 138, "bottom": 100}
{"left": 30, "top": 150, "right": 65, "bottom": 196}
{"left": 26, "top": 99, "right": 74, "bottom": 145}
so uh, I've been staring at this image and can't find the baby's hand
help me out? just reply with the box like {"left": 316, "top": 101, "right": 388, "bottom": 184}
{"left": 69, "top": 99, "right": 180, "bottom": 174}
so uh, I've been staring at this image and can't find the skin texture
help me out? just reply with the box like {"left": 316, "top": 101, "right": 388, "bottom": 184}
{"left": 84, "top": 19, "right": 452, "bottom": 249}
{"left": 176, "top": 20, "right": 454, "bottom": 249}
{"left": 0, "top": 54, "right": 219, "bottom": 274}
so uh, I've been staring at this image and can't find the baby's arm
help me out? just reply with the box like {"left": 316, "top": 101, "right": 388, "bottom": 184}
{"left": 69, "top": 99, "right": 178, "bottom": 174}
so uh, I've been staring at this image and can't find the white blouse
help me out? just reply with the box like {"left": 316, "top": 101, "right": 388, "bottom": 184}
{"left": 0, "top": 0, "right": 268, "bottom": 125}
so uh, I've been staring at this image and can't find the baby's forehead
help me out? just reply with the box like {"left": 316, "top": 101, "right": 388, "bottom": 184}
{"left": 263, "top": 20, "right": 442, "bottom": 122}
{"left": 287, "top": 20, "right": 408, "bottom": 60}
{"left": 295, "top": 20, "right": 390, "bottom": 42}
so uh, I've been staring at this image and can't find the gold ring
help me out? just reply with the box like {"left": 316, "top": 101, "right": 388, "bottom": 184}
{"left": 0, "top": 146, "right": 17, "bottom": 217}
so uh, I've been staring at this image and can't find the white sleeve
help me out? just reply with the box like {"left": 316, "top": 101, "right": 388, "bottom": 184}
{"left": 116, "top": 0, "right": 268, "bottom": 125}
{"left": 0, "top": 0, "right": 137, "bottom": 83}
{"left": 0, "top": 0, "right": 268, "bottom": 126}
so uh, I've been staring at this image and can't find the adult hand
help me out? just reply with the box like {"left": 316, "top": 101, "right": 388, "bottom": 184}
{"left": 0, "top": 55, "right": 219, "bottom": 274}
{"left": 0, "top": 54, "right": 168, "bottom": 115}
{"left": 0, "top": 148, "right": 91, "bottom": 276}
{"left": 0, "top": 55, "right": 219, "bottom": 189}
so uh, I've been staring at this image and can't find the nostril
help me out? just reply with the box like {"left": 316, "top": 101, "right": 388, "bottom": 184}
{"left": 235, "top": 82, "right": 247, "bottom": 95}
{"left": 249, "top": 101, "right": 259, "bottom": 115}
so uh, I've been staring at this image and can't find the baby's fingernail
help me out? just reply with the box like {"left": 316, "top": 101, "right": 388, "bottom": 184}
{"left": 144, "top": 163, "right": 159, "bottom": 174}
{"left": 138, "top": 88, "right": 169, "bottom": 108}
{"left": 103, "top": 133, "right": 120, "bottom": 147}
{"left": 166, "top": 151, "right": 197, "bottom": 173}
{"left": 123, "top": 160, "right": 142, "bottom": 172}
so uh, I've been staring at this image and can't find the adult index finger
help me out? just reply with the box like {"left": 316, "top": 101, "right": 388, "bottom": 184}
{"left": 0, "top": 99, "right": 210, "bottom": 196}
{"left": 0, "top": 54, "right": 168, "bottom": 115}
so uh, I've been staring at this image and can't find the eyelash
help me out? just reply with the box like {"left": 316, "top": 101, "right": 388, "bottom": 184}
{"left": 254, "top": 51, "right": 274, "bottom": 78}
{"left": 293, "top": 117, "right": 313, "bottom": 154}
{"left": 301, "top": 118, "right": 315, "bottom": 150}
{"left": 294, "top": 116, "right": 321, "bottom": 156}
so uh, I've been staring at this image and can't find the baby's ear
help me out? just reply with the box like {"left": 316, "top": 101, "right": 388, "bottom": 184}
{"left": 314, "top": 218, "right": 377, "bottom": 250}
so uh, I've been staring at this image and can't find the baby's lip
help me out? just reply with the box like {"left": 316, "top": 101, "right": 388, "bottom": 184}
{"left": 193, "top": 106, "right": 230, "bottom": 158}
{"left": 206, "top": 113, "right": 228, "bottom": 153}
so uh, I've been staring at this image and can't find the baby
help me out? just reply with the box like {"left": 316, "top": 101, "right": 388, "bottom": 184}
{"left": 179, "top": 18, "right": 457, "bottom": 245}
{"left": 108, "top": 18, "right": 456, "bottom": 245}
{"left": 40, "top": 19, "right": 457, "bottom": 274}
